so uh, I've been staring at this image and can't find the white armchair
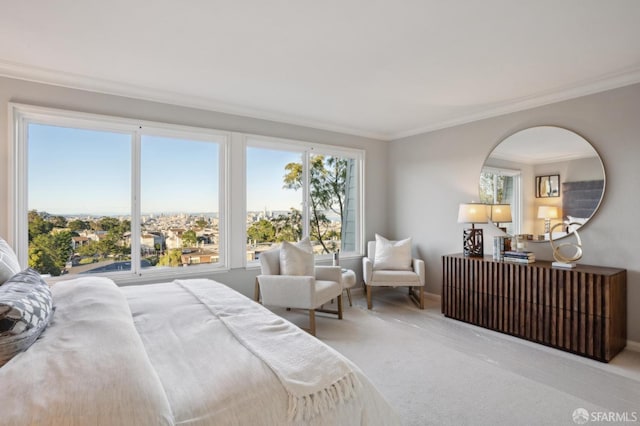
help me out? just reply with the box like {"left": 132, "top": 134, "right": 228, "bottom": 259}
{"left": 254, "top": 243, "right": 343, "bottom": 336}
{"left": 363, "top": 239, "right": 425, "bottom": 310}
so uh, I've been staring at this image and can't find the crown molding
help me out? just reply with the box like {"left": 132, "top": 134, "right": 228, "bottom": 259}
{"left": 0, "top": 60, "right": 388, "bottom": 141}
{"left": 389, "top": 64, "right": 640, "bottom": 141}
{"left": 2, "top": 60, "right": 640, "bottom": 143}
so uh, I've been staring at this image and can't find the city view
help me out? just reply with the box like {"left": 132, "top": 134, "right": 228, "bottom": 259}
{"left": 26, "top": 124, "right": 356, "bottom": 277}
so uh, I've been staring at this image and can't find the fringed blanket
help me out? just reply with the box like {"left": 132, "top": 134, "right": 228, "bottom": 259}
{"left": 175, "top": 279, "right": 360, "bottom": 421}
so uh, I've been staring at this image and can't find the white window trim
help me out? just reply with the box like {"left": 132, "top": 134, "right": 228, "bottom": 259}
{"left": 9, "top": 103, "right": 365, "bottom": 284}
{"left": 9, "top": 103, "right": 230, "bottom": 282}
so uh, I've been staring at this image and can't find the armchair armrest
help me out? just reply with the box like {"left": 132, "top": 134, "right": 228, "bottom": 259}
{"left": 363, "top": 257, "right": 373, "bottom": 285}
{"left": 257, "top": 275, "right": 314, "bottom": 309}
{"left": 412, "top": 258, "right": 425, "bottom": 286}
{"left": 314, "top": 265, "right": 341, "bottom": 283}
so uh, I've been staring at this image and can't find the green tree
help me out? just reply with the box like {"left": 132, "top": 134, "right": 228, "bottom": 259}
{"left": 97, "top": 217, "right": 121, "bottom": 231}
{"left": 283, "top": 156, "right": 348, "bottom": 253}
{"left": 272, "top": 209, "right": 302, "bottom": 242}
{"left": 247, "top": 219, "right": 276, "bottom": 243}
{"left": 182, "top": 230, "right": 197, "bottom": 247}
{"left": 28, "top": 210, "right": 53, "bottom": 241}
{"left": 68, "top": 219, "right": 90, "bottom": 232}
{"left": 28, "top": 232, "right": 72, "bottom": 276}
{"left": 196, "top": 219, "right": 208, "bottom": 229}
{"left": 158, "top": 249, "right": 183, "bottom": 267}
{"left": 51, "top": 215, "right": 68, "bottom": 228}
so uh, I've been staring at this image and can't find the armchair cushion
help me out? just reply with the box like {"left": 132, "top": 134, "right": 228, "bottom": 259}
{"left": 370, "top": 270, "right": 422, "bottom": 286}
{"left": 280, "top": 239, "right": 314, "bottom": 276}
{"left": 373, "top": 234, "right": 412, "bottom": 270}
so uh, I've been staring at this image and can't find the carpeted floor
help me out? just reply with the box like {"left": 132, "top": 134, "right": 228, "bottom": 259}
{"left": 270, "top": 288, "right": 640, "bottom": 426}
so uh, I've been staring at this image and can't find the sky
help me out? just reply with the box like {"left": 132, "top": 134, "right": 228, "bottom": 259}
{"left": 28, "top": 123, "right": 303, "bottom": 216}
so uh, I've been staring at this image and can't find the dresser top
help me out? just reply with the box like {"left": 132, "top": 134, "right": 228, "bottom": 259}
{"left": 443, "top": 253, "right": 626, "bottom": 276}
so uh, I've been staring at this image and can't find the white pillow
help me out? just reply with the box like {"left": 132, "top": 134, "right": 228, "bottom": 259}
{"left": 280, "top": 237, "right": 315, "bottom": 276}
{"left": 0, "top": 237, "right": 21, "bottom": 285}
{"left": 373, "top": 234, "right": 412, "bottom": 270}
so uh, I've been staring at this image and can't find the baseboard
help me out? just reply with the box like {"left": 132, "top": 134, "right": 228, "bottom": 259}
{"left": 425, "top": 291, "right": 441, "bottom": 301}
{"left": 626, "top": 339, "right": 640, "bottom": 353}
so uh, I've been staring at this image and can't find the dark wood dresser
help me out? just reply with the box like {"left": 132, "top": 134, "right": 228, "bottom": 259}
{"left": 442, "top": 254, "right": 627, "bottom": 362}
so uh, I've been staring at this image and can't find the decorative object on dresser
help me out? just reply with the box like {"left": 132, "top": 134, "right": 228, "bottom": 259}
{"left": 549, "top": 221, "right": 583, "bottom": 269}
{"left": 442, "top": 254, "right": 626, "bottom": 362}
{"left": 502, "top": 250, "right": 535, "bottom": 264}
{"left": 537, "top": 205, "right": 559, "bottom": 234}
{"left": 457, "top": 203, "right": 488, "bottom": 257}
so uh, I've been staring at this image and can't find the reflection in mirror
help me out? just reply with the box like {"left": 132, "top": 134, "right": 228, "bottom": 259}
{"left": 480, "top": 126, "right": 605, "bottom": 242}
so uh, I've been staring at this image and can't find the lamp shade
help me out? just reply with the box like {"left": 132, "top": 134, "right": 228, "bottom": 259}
{"left": 537, "top": 206, "right": 559, "bottom": 219}
{"left": 458, "top": 203, "right": 488, "bottom": 224}
{"left": 489, "top": 204, "right": 512, "bottom": 223}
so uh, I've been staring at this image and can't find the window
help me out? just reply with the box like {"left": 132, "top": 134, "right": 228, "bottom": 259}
{"left": 246, "top": 146, "right": 304, "bottom": 261}
{"left": 245, "top": 138, "right": 362, "bottom": 262}
{"left": 12, "top": 105, "right": 227, "bottom": 279}
{"left": 479, "top": 167, "right": 522, "bottom": 234}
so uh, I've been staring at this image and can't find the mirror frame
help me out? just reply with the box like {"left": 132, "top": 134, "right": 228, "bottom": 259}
{"left": 480, "top": 125, "right": 606, "bottom": 242}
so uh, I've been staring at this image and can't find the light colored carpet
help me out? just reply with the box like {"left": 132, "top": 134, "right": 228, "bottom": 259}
{"left": 270, "top": 288, "right": 640, "bottom": 426}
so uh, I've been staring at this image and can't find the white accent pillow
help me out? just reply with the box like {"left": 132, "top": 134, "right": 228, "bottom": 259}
{"left": 373, "top": 234, "right": 412, "bottom": 270}
{"left": 279, "top": 237, "right": 315, "bottom": 276}
{"left": 0, "top": 237, "right": 21, "bottom": 285}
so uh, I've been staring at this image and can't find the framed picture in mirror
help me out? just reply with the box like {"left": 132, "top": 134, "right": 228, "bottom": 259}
{"left": 535, "top": 174, "right": 560, "bottom": 198}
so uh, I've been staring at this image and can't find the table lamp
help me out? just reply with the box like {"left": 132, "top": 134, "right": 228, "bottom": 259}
{"left": 458, "top": 203, "right": 488, "bottom": 257}
{"left": 489, "top": 204, "right": 512, "bottom": 233}
{"left": 537, "top": 206, "right": 559, "bottom": 234}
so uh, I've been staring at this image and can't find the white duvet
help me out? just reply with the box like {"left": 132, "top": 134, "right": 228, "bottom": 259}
{"left": 0, "top": 277, "right": 399, "bottom": 426}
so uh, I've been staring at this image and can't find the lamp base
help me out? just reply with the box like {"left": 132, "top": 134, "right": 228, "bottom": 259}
{"left": 463, "top": 228, "right": 484, "bottom": 257}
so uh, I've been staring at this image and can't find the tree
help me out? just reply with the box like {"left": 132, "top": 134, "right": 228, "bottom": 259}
{"left": 247, "top": 219, "right": 276, "bottom": 243}
{"left": 28, "top": 210, "right": 53, "bottom": 241}
{"left": 68, "top": 219, "right": 90, "bottom": 232}
{"left": 28, "top": 232, "right": 72, "bottom": 276}
{"left": 182, "top": 230, "right": 197, "bottom": 247}
{"left": 196, "top": 219, "right": 208, "bottom": 229}
{"left": 272, "top": 209, "right": 302, "bottom": 242}
{"left": 51, "top": 215, "right": 68, "bottom": 228}
{"left": 283, "top": 156, "right": 348, "bottom": 253}
{"left": 158, "top": 249, "right": 183, "bottom": 267}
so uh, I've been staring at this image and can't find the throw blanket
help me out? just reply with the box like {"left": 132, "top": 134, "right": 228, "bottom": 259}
{"left": 175, "top": 279, "right": 360, "bottom": 421}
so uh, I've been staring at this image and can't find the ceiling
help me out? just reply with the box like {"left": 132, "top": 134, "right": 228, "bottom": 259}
{"left": 1, "top": 1, "right": 640, "bottom": 141}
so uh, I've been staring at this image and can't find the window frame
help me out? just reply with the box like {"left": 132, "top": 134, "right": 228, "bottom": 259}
{"left": 10, "top": 103, "right": 230, "bottom": 282}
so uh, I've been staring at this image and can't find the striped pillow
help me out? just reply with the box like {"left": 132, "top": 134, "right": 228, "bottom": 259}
{"left": 0, "top": 269, "right": 53, "bottom": 366}
{"left": 0, "top": 237, "right": 21, "bottom": 285}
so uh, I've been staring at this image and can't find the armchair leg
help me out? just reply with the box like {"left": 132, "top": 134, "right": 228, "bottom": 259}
{"left": 346, "top": 289, "right": 352, "bottom": 307}
{"left": 366, "top": 284, "right": 373, "bottom": 309}
{"left": 337, "top": 294, "right": 343, "bottom": 319}
{"left": 309, "top": 309, "right": 316, "bottom": 336}
{"left": 408, "top": 286, "right": 425, "bottom": 309}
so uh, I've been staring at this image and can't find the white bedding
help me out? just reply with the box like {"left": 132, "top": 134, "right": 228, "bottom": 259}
{"left": 0, "top": 277, "right": 399, "bottom": 426}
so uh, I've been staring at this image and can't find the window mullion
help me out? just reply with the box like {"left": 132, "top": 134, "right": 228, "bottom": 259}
{"left": 302, "top": 151, "right": 310, "bottom": 240}
{"left": 131, "top": 129, "right": 142, "bottom": 275}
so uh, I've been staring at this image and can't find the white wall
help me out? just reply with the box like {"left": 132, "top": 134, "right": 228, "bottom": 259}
{"left": 389, "top": 83, "right": 640, "bottom": 341}
{"left": 0, "top": 76, "right": 389, "bottom": 296}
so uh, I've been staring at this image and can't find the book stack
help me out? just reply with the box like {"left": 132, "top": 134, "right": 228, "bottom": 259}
{"left": 493, "top": 236, "right": 507, "bottom": 260}
{"left": 503, "top": 250, "right": 535, "bottom": 264}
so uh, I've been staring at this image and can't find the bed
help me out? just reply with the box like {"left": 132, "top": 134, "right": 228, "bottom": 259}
{"left": 0, "top": 276, "right": 399, "bottom": 425}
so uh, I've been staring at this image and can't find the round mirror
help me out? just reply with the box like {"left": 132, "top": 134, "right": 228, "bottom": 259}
{"left": 479, "top": 126, "right": 605, "bottom": 242}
